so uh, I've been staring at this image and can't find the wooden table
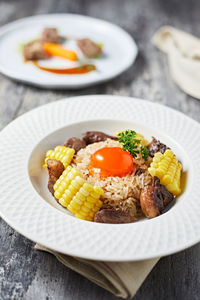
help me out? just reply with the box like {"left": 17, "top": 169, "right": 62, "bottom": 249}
{"left": 1, "top": 1, "right": 200, "bottom": 299}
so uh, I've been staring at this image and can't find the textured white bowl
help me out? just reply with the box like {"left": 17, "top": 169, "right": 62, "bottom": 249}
{"left": 0, "top": 95, "right": 200, "bottom": 261}
{"left": 0, "top": 14, "right": 137, "bottom": 89}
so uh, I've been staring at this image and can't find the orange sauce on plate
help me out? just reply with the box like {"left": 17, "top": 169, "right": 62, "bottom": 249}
{"left": 32, "top": 61, "right": 96, "bottom": 74}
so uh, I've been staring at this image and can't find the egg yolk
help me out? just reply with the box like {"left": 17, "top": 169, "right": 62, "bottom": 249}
{"left": 90, "top": 147, "right": 134, "bottom": 177}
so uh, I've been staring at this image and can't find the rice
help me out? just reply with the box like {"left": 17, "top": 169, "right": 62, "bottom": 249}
{"left": 72, "top": 139, "right": 152, "bottom": 220}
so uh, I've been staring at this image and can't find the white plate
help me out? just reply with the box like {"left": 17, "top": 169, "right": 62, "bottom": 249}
{"left": 0, "top": 14, "right": 137, "bottom": 89}
{"left": 0, "top": 95, "right": 200, "bottom": 261}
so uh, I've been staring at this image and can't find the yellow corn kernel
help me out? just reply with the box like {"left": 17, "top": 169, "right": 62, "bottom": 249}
{"left": 92, "top": 205, "right": 101, "bottom": 213}
{"left": 75, "top": 213, "right": 89, "bottom": 220}
{"left": 74, "top": 213, "right": 85, "bottom": 220}
{"left": 135, "top": 133, "right": 150, "bottom": 146}
{"left": 88, "top": 211, "right": 95, "bottom": 218}
{"left": 53, "top": 166, "right": 83, "bottom": 202}
{"left": 84, "top": 201, "right": 94, "bottom": 209}
{"left": 81, "top": 183, "right": 93, "bottom": 193}
{"left": 91, "top": 191, "right": 101, "bottom": 199}
{"left": 67, "top": 201, "right": 81, "bottom": 213}
{"left": 67, "top": 183, "right": 103, "bottom": 221}
{"left": 79, "top": 186, "right": 90, "bottom": 197}
{"left": 115, "top": 130, "right": 149, "bottom": 146}
{"left": 59, "top": 197, "right": 68, "bottom": 208}
{"left": 81, "top": 205, "right": 90, "bottom": 214}
{"left": 73, "top": 197, "right": 83, "bottom": 206}
{"left": 93, "top": 186, "right": 104, "bottom": 195}
{"left": 58, "top": 175, "right": 83, "bottom": 204}
{"left": 95, "top": 199, "right": 103, "bottom": 208}
{"left": 53, "top": 166, "right": 104, "bottom": 220}
{"left": 148, "top": 149, "right": 182, "bottom": 195}
{"left": 59, "top": 190, "right": 73, "bottom": 206}
{"left": 76, "top": 191, "right": 87, "bottom": 202}
{"left": 43, "top": 146, "right": 75, "bottom": 168}
{"left": 86, "top": 216, "right": 93, "bottom": 221}
{"left": 86, "top": 196, "right": 97, "bottom": 203}
{"left": 153, "top": 152, "right": 163, "bottom": 163}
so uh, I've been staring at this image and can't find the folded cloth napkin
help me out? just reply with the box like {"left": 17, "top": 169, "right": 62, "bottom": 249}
{"left": 35, "top": 244, "right": 159, "bottom": 299}
{"left": 152, "top": 26, "right": 200, "bottom": 99}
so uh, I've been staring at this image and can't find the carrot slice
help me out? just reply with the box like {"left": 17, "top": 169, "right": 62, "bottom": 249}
{"left": 43, "top": 43, "right": 78, "bottom": 61}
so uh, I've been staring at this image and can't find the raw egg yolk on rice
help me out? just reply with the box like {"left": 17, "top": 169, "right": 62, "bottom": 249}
{"left": 90, "top": 147, "right": 134, "bottom": 177}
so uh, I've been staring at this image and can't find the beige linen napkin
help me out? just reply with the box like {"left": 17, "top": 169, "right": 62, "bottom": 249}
{"left": 35, "top": 244, "right": 159, "bottom": 298}
{"left": 152, "top": 26, "right": 200, "bottom": 99}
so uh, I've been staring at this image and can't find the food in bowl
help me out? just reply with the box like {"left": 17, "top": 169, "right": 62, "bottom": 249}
{"left": 43, "top": 130, "right": 182, "bottom": 223}
{"left": 22, "top": 27, "right": 103, "bottom": 75}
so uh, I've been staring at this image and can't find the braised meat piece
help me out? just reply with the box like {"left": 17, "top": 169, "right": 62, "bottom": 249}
{"left": 148, "top": 137, "right": 169, "bottom": 157}
{"left": 140, "top": 177, "right": 174, "bottom": 219}
{"left": 41, "top": 28, "right": 60, "bottom": 43}
{"left": 94, "top": 208, "right": 132, "bottom": 224}
{"left": 47, "top": 159, "right": 65, "bottom": 196}
{"left": 63, "top": 137, "right": 86, "bottom": 153}
{"left": 82, "top": 131, "right": 118, "bottom": 145}
{"left": 153, "top": 177, "right": 174, "bottom": 207}
{"left": 77, "top": 38, "right": 102, "bottom": 58}
{"left": 23, "top": 40, "right": 48, "bottom": 60}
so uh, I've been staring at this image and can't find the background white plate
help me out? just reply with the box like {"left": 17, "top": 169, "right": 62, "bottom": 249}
{"left": 0, "top": 14, "right": 137, "bottom": 89}
{"left": 0, "top": 95, "right": 200, "bottom": 261}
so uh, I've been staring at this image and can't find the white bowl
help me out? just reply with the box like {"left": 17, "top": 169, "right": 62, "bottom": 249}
{"left": 0, "top": 95, "right": 200, "bottom": 261}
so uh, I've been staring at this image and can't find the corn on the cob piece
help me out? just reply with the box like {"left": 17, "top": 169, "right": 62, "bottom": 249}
{"left": 135, "top": 133, "right": 149, "bottom": 147}
{"left": 115, "top": 130, "right": 149, "bottom": 146}
{"left": 54, "top": 166, "right": 103, "bottom": 221}
{"left": 68, "top": 184, "right": 103, "bottom": 221}
{"left": 43, "top": 146, "right": 75, "bottom": 168}
{"left": 148, "top": 149, "right": 182, "bottom": 195}
{"left": 54, "top": 166, "right": 83, "bottom": 206}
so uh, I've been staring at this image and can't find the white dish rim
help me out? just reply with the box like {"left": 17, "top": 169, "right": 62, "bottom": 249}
{"left": 0, "top": 95, "right": 200, "bottom": 261}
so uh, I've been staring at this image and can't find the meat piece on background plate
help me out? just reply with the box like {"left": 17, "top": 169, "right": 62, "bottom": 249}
{"left": 148, "top": 137, "right": 169, "bottom": 157}
{"left": 47, "top": 159, "right": 65, "bottom": 196}
{"left": 94, "top": 208, "right": 132, "bottom": 224}
{"left": 82, "top": 131, "right": 118, "bottom": 145}
{"left": 63, "top": 137, "right": 86, "bottom": 153}
{"left": 77, "top": 38, "right": 102, "bottom": 58}
{"left": 41, "top": 28, "right": 60, "bottom": 43}
{"left": 140, "top": 176, "right": 174, "bottom": 219}
{"left": 23, "top": 40, "right": 48, "bottom": 60}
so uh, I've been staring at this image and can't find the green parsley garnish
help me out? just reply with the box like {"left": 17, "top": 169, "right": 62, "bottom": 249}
{"left": 140, "top": 145, "right": 149, "bottom": 161}
{"left": 118, "top": 130, "right": 140, "bottom": 157}
{"left": 117, "top": 130, "right": 149, "bottom": 161}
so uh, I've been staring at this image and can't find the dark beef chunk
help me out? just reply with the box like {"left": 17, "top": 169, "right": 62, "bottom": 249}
{"left": 82, "top": 131, "right": 118, "bottom": 145}
{"left": 47, "top": 159, "right": 64, "bottom": 196}
{"left": 63, "top": 137, "right": 86, "bottom": 153}
{"left": 23, "top": 40, "right": 48, "bottom": 60}
{"left": 41, "top": 28, "right": 60, "bottom": 43}
{"left": 77, "top": 38, "right": 102, "bottom": 58}
{"left": 94, "top": 208, "right": 132, "bottom": 224}
{"left": 63, "top": 131, "right": 117, "bottom": 153}
{"left": 148, "top": 137, "right": 169, "bottom": 157}
{"left": 140, "top": 176, "right": 174, "bottom": 219}
{"left": 152, "top": 177, "right": 174, "bottom": 207}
